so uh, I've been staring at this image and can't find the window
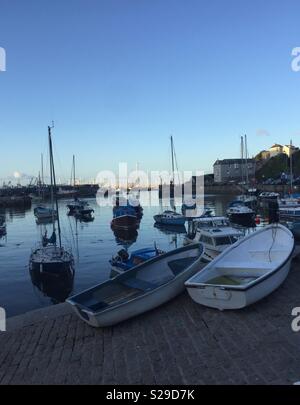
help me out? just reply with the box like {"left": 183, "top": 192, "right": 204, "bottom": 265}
{"left": 215, "top": 236, "right": 232, "bottom": 246}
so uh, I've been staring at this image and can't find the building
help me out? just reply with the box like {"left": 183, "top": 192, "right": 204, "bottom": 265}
{"left": 213, "top": 159, "right": 255, "bottom": 183}
{"left": 258, "top": 143, "right": 299, "bottom": 160}
{"left": 269, "top": 144, "right": 283, "bottom": 158}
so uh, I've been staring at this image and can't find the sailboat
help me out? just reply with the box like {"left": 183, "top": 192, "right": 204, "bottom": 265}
{"left": 279, "top": 140, "right": 300, "bottom": 214}
{"left": 30, "top": 126, "right": 74, "bottom": 274}
{"left": 155, "top": 136, "right": 185, "bottom": 225}
{"left": 33, "top": 153, "right": 58, "bottom": 220}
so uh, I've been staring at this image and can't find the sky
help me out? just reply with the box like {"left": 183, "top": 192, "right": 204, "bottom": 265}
{"left": 1, "top": 0, "right": 300, "bottom": 184}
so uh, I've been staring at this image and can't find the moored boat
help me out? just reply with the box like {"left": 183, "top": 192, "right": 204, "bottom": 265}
{"left": 67, "top": 243, "right": 204, "bottom": 327}
{"left": 226, "top": 201, "right": 255, "bottom": 225}
{"left": 34, "top": 206, "right": 57, "bottom": 220}
{"left": 110, "top": 246, "right": 165, "bottom": 277}
{"left": 185, "top": 224, "right": 294, "bottom": 310}
{"left": 154, "top": 210, "right": 186, "bottom": 226}
{"left": 30, "top": 126, "right": 74, "bottom": 275}
{"left": 111, "top": 206, "right": 138, "bottom": 229}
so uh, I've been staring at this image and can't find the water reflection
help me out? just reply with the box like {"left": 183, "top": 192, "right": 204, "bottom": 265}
{"left": 30, "top": 266, "right": 75, "bottom": 304}
{"left": 111, "top": 226, "right": 138, "bottom": 248}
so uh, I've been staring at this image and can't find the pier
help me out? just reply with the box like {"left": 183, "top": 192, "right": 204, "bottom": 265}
{"left": 1, "top": 258, "right": 300, "bottom": 385}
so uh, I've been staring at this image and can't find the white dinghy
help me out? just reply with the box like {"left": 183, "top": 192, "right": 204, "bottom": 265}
{"left": 185, "top": 224, "right": 294, "bottom": 310}
{"left": 67, "top": 243, "right": 204, "bottom": 327}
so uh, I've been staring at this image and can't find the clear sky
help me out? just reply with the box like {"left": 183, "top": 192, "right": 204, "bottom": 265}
{"left": 1, "top": 0, "right": 300, "bottom": 184}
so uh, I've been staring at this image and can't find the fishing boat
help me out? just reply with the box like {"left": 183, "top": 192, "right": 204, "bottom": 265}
{"left": 111, "top": 206, "right": 138, "bottom": 230}
{"left": 30, "top": 126, "right": 74, "bottom": 274}
{"left": 67, "top": 243, "right": 204, "bottom": 327}
{"left": 185, "top": 224, "right": 294, "bottom": 310}
{"left": 226, "top": 201, "right": 255, "bottom": 225}
{"left": 186, "top": 219, "right": 243, "bottom": 262}
{"left": 110, "top": 246, "right": 165, "bottom": 277}
{"left": 154, "top": 210, "right": 186, "bottom": 226}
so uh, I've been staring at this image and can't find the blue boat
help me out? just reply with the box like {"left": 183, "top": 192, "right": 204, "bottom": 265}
{"left": 154, "top": 210, "right": 186, "bottom": 226}
{"left": 111, "top": 206, "right": 138, "bottom": 229}
{"left": 110, "top": 247, "right": 165, "bottom": 276}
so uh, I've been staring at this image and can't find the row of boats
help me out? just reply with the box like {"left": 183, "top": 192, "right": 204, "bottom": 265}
{"left": 66, "top": 223, "right": 294, "bottom": 327}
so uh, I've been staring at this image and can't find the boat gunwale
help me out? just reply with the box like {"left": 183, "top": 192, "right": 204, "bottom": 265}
{"left": 185, "top": 225, "right": 294, "bottom": 292}
{"left": 67, "top": 243, "right": 203, "bottom": 315}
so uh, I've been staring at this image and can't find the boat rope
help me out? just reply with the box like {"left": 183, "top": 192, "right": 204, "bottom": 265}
{"left": 268, "top": 224, "right": 278, "bottom": 262}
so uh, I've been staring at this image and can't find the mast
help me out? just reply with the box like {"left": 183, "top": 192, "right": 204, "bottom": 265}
{"left": 290, "top": 139, "right": 293, "bottom": 194}
{"left": 170, "top": 135, "right": 175, "bottom": 184}
{"left": 240, "top": 136, "right": 244, "bottom": 183}
{"left": 48, "top": 126, "right": 62, "bottom": 249}
{"left": 41, "top": 153, "right": 44, "bottom": 199}
{"left": 245, "top": 134, "right": 249, "bottom": 186}
{"left": 73, "top": 155, "right": 76, "bottom": 187}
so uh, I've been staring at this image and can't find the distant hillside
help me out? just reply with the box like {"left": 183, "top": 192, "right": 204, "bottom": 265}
{"left": 256, "top": 151, "right": 300, "bottom": 180}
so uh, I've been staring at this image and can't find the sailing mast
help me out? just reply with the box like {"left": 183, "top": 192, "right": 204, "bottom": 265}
{"left": 170, "top": 135, "right": 175, "bottom": 184}
{"left": 290, "top": 139, "right": 293, "bottom": 194}
{"left": 73, "top": 155, "right": 76, "bottom": 188}
{"left": 241, "top": 136, "right": 244, "bottom": 184}
{"left": 244, "top": 134, "right": 249, "bottom": 186}
{"left": 48, "top": 125, "right": 62, "bottom": 250}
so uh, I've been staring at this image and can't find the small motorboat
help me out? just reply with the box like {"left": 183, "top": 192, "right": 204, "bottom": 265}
{"left": 67, "top": 243, "right": 204, "bottom": 327}
{"left": 188, "top": 225, "right": 244, "bottom": 262}
{"left": 226, "top": 201, "right": 255, "bottom": 225}
{"left": 185, "top": 224, "right": 294, "bottom": 310}
{"left": 111, "top": 206, "right": 138, "bottom": 230}
{"left": 186, "top": 216, "right": 231, "bottom": 241}
{"left": 110, "top": 246, "right": 165, "bottom": 277}
{"left": 67, "top": 198, "right": 89, "bottom": 213}
{"left": 34, "top": 206, "right": 57, "bottom": 220}
{"left": 154, "top": 210, "right": 186, "bottom": 226}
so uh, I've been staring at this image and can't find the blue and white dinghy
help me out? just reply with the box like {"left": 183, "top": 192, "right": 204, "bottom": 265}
{"left": 67, "top": 243, "right": 204, "bottom": 327}
{"left": 185, "top": 224, "right": 294, "bottom": 310}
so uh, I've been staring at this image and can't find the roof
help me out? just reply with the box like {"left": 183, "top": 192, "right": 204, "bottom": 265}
{"left": 269, "top": 144, "right": 283, "bottom": 149}
{"left": 214, "top": 158, "right": 255, "bottom": 166}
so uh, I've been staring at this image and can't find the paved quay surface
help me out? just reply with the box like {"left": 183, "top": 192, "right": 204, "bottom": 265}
{"left": 1, "top": 259, "right": 300, "bottom": 385}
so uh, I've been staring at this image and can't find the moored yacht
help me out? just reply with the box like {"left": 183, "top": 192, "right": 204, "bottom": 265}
{"left": 30, "top": 126, "right": 74, "bottom": 274}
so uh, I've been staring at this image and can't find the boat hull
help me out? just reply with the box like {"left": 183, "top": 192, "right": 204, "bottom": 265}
{"left": 228, "top": 212, "right": 255, "bottom": 225}
{"left": 186, "top": 257, "right": 292, "bottom": 310}
{"left": 111, "top": 215, "right": 138, "bottom": 229}
{"left": 68, "top": 244, "right": 204, "bottom": 327}
{"left": 154, "top": 215, "right": 186, "bottom": 226}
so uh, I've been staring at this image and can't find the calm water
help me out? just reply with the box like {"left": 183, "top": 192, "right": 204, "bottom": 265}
{"left": 0, "top": 191, "right": 244, "bottom": 317}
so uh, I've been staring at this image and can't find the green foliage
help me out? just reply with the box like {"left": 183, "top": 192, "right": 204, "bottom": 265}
{"left": 255, "top": 152, "right": 300, "bottom": 180}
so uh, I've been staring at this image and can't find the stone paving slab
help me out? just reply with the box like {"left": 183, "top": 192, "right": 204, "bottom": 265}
{"left": 1, "top": 259, "right": 300, "bottom": 385}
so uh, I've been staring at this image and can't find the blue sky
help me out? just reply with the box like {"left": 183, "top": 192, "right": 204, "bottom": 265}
{"left": 1, "top": 0, "right": 300, "bottom": 183}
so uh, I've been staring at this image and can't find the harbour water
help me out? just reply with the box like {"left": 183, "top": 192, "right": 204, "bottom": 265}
{"left": 1, "top": 191, "right": 255, "bottom": 317}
